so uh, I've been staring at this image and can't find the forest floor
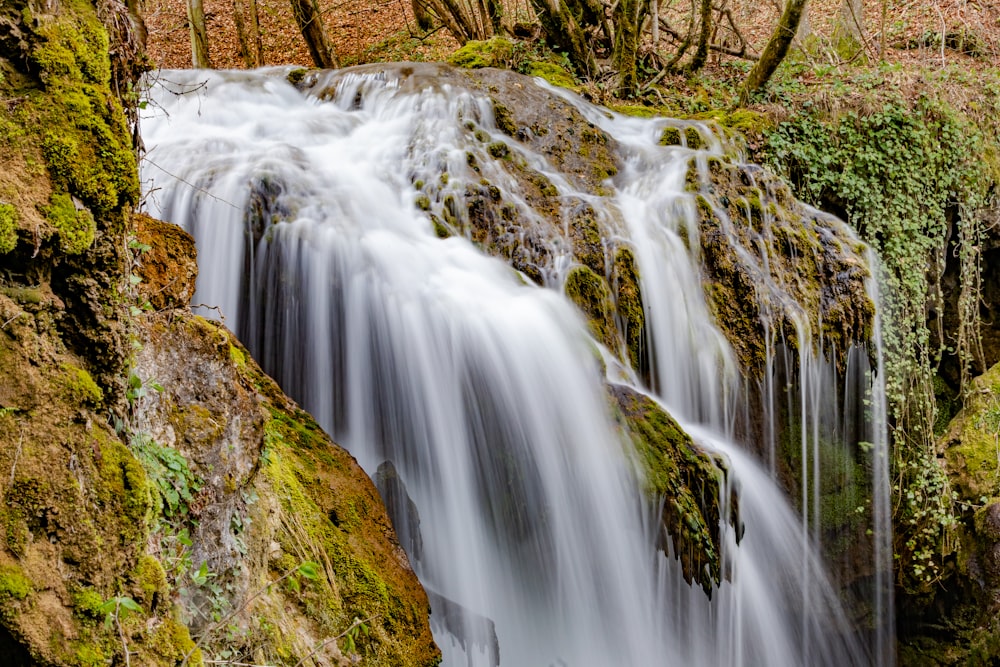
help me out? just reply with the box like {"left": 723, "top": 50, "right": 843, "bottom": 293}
{"left": 143, "top": 0, "right": 999, "bottom": 78}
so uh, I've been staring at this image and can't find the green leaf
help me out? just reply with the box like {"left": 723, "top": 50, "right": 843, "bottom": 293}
{"left": 297, "top": 561, "right": 320, "bottom": 580}
{"left": 118, "top": 597, "right": 142, "bottom": 613}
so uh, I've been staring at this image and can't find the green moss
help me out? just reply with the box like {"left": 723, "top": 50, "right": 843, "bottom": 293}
{"left": 720, "top": 109, "right": 773, "bottom": 135}
{"left": 487, "top": 141, "right": 509, "bottom": 158}
{"left": 415, "top": 194, "right": 431, "bottom": 211}
{"left": 492, "top": 102, "right": 517, "bottom": 136}
{"left": 944, "top": 362, "right": 1000, "bottom": 500}
{"left": 523, "top": 61, "right": 577, "bottom": 89}
{"left": 609, "top": 104, "right": 670, "bottom": 118}
{"left": 448, "top": 39, "right": 498, "bottom": 69}
{"left": 59, "top": 362, "right": 104, "bottom": 406}
{"left": 0, "top": 564, "right": 32, "bottom": 605}
{"left": 564, "top": 265, "right": 617, "bottom": 352}
{"left": 134, "top": 554, "right": 168, "bottom": 607}
{"left": 610, "top": 386, "right": 723, "bottom": 594}
{"left": 145, "top": 616, "right": 201, "bottom": 666}
{"left": 0, "top": 203, "right": 18, "bottom": 254}
{"left": 71, "top": 588, "right": 105, "bottom": 621}
{"left": 38, "top": 5, "right": 109, "bottom": 84}
{"left": 613, "top": 247, "right": 645, "bottom": 374}
{"left": 229, "top": 344, "right": 247, "bottom": 369}
{"left": 685, "top": 127, "right": 702, "bottom": 149}
{"left": 569, "top": 207, "right": 605, "bottom": 275}
{"left": 24, "top": 6, "right": 139, "bottom": 218}
{"left": 46, "top": 192, "right": 95, "bottom": 254}
{"left": 73, "top": 643, "right": 107, "bottom": 667}
{"left": 659, "top": 127, "right": 682, "bottom": 146}
{"left": 95, "top": 432, "right": 154, "bottom": 548}
{"left": 429, "top": 214, "right": 451, "bottom": 239}
{"left": 286, "top": 68, "right": 309, "bottom": 87}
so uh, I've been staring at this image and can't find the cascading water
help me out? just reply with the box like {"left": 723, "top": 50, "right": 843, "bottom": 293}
{"left": 140, "top": 64, "right": 893, "bottom": 666}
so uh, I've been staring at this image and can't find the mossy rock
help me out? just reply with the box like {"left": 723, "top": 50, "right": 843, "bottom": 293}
{"left": 448, "top": 37, "right": 578, "bottom": 90}
{"left": 136, "top": 312, "right": 440, "bottom": 666}
{"left": 942, "top": 361, "right": 1000, "bottom": 501}
{"left": 134, "top": 213, "right": 199, "bottom": 310}
{"left": 608, "top": 385, "right": 727, "bottom": 595}
{"left": 564, "top": 265, "right": 618, "bottom": 352}
{"left": 612, "top": 246, "right": 646, "bottom": 377}
{"left": 0, "top": 203, "right": 18, "bottom": 254}
{"left": 691, "top": 153, "right": 873, "bottom": 375}
{"left": 659, "top": 126, "right": 682, "bottom": 146}
{"left": 46, "top": 192, "right": 95, "bottom": 255}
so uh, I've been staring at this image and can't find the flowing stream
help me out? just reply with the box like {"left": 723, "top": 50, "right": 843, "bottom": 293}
{"left": 140, "top": 65, "right": 893, "bottom": 666}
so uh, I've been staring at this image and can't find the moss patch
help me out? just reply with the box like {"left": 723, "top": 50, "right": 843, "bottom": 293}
{"left": 0, "top": 203, "right": 18, "bottom": 254}
{"left": 564, "top": 265, "right": 618, "bottom": 352}
{"left": 942, "top": 362, "right": 1000, "bottom": 501}
{"left": 613, "top": 247, "right": 646, "bottom": 376}
{"left": 609, "top": 385, "right": 726, "bottom": 595}
{"left": 45, "top": 192, "right": 95, "bottom": 255}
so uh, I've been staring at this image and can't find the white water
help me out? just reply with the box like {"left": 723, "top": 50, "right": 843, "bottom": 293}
{"left": 140, "top": 65, "right": 891, "bottom": 666}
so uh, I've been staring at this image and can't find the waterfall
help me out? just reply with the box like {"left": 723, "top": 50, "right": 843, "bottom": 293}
{"left": 140, "top": 65, "right": 892, "bottom": 666}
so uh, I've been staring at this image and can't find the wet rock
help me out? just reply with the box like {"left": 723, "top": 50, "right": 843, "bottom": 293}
{"left": 374, "top": 460, "right": 424, "bottom": 563}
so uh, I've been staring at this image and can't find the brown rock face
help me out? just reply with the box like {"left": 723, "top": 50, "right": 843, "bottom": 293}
{"left": 135, "top": 312, "right": 440, "bottom": 666}
{"left": 134, "top": 213, "right": 199, "bottom": 310}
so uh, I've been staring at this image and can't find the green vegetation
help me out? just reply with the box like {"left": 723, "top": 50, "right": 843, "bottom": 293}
{"left": 610, "top": 386, "right": 725, "bottom": 594}
{"left": 448, "top": 37, "right": 578, "bottom": 90}
{"left": 763, "top": 77, "right": 999, "bottom": 593}
{"left": 564, "top": 265, "right": 618, "bottom": 352}
{"left": 0, "top": 203, "right": 17, "bottom": 253}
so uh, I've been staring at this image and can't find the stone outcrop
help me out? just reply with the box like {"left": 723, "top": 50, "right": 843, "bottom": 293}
{"left": 0, "top": 3, "right": 439, "bottom": 664}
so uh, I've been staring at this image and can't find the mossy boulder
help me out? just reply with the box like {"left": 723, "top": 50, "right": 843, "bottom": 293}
{"left": 942, "top": 361, "right": 1000, "bottom": 501}
{"left": 612, "top": 247, "right": 646, "bottom": 377}
{"left": 565, "top": 265, "right": 618, "bottom": 352}
{"left": 691, "top": 156, "right": 874, "bottom": 375}
{"left": 0, "top": 0, "right": 139, "bottom": 388}
{"left": 135, "top": 312, "right": 440, "bottom": 666}
{"left": 134, "top": 213, "right": 198, "bottom": 310}
{"left": 448, "top": 37, "right": 578, "bottom": 90}
{"left": 899, "top": 363, "right": 1000, "bottom": 664}
{"left": 608, "top": 385, "right": 730, "bottom": 595}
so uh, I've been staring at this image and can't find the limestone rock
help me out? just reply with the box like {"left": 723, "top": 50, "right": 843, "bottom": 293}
{"left": 134, "top": 213, "right": 198, "bottom": 310}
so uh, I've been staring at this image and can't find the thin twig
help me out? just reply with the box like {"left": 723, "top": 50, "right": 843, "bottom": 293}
{"left": 291, "top": 615, "right": 379, "bottom": 667}
{"left": 115, "top": 598, "right": 131, "bottom": 667}
{"left": 8, "top": 429, "right": 23, "bottom": 484}
{"left": 1, "top": 311, "right": 25, "bottom": 330}
{"left": 181, "top": 566, "right": 306, "bottom": 666}
{"left": 142, "top": 158, "right": 241, "bottom": 210}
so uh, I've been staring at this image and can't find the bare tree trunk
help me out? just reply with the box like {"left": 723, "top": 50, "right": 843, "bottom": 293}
{"left": 431, "top": 0, "right": 479, "bottom": 40}
{"left": 738, "top": 0, "right": 807, "bottom": 103}
{"left": 687, "top": 0, "right": 713, "bottom": 71}
{"left": 233, "top": 0, "right": 255, "bottom": 67}
{"left": 836, "top": 0, "right": 863, "bottom": 42}
{"left": 486, "top": 0, "right": 503, "bottom": 33}
{"left": 413, "top": 0, "right": 436, "bottom": 31}
{"left": 529, "top": 0, "right": 597, "bottom": 76}
{"left": 291, "top": 0, "right": 338, "bottom": 68}
{"left": 187, "top": 0, "right": 211, "bottom": 68}
{"left": 249, "top": 0, "right": 264, "bottom": 65}
{"left": 651, "top": 0, "right": 659, "bottom": 44}
{"left": 795, "top": 2, "right": 810, "bottom": 42}
{"left": 613, "top": 0, "right": 641, "bottom": 95}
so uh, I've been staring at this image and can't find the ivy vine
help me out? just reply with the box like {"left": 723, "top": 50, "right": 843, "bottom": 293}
{"left": 765, "top": 92, "right": 995, "bottom": 594}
